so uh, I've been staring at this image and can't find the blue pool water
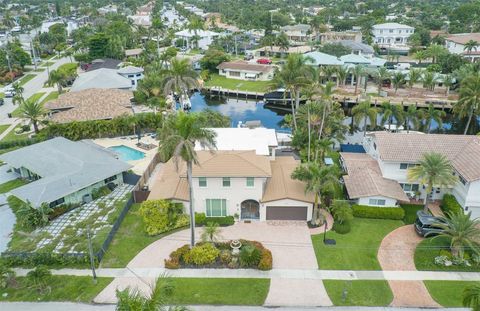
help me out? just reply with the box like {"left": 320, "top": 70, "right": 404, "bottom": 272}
{"left": 109, "top": 145, "right": 145, "bottom": 161}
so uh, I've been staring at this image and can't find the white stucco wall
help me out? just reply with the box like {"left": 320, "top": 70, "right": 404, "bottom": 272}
{"left": 218, "top": 69, "right": 273, "bottom": 81}
{"left": 357, "top": 196, "right": 398, "bottom": 207}
{"left": 262, "top": 198, "right": 313, "bottom": 221}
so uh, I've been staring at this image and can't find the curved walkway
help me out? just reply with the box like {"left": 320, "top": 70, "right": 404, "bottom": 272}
{"left": 377, "top": 225, "right": 440, "bottom": 308}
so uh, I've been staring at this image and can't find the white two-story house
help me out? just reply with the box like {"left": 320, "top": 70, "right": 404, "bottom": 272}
{"left": 342, "top": 132, "right": 480, "bottom": 218}
{"left": 372, "top": 23, "right": 414, "bottom": 53}
{"left": 148, "top": 128, "right": 315, "bottom": 221}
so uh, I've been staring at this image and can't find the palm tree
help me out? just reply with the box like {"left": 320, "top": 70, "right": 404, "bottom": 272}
{"left": 408, "top": 68, "right": 422, "bottom": 89}
{"left": 413, "top": 50, "right": 428, "bottom": 64}
{"left": 407, "top": 152, "right": 458, "bottom": 211}
{"left": 380, "top": 102, "right": 404, "bottom": 130}
{"left": 19, "top": 99, "right": 46, "bottom": 134}
{"left": 291, "top": 162, "right": 339, "bottom": 225}
{"left": 12, "top": 82, "right": 24, "bottom": 99}
{"left": 433, "top": 212, "right": 480, "bottom": 259}
{"left": 464, "top": 40, "right": 479, "bottom": 54}
{"left": 422, "top": 71, "right": 439, "bottom": 91}
{"left": 335, "top": 66, "right": 348, "bottom": 87}
{"left": 404, "top": 105, "right": 423, "bottom": 133}
{"left": 426, "top": 44, "right": 446, "bottom": 64}
{"left": 158, "top": 113, "right": 216, "bottom": 247}
{"left": 320, "top": 66, "right": 337, "bottom": 83}
{"left": 317, "top": 81, "right": 335, "bottom": 139}
{"left": 161, "top": 58, "right": 199, "bottom": 96}
{"left": 47, "top": 69, "right": 67, "bottom": 94}
{"left": 454, "top": 73, "right": 480, "bottom": 134}
{"left": 391, "top": 72, "right": 405, "bottom": 93}
{"left": 352, "top": 100, "right": 378, "bottom": 136}
{"left": 463, "top": 283, "right": 480, "bottom": 311}
{"left": 116, "top": 276, "right": 189, "bottom": 311}
{"left": 201, "top": 222, "right": 222, "bottom": 242}
{"left": 152, "top": 17, "right": 165, "bottom": 58}
{"left": 422, "top": 104, "right": 446, "bottom": 133}
{"left": 372, "top": 67, "right": 391, "bottom": 95}
{"left": 350, "top": 65, "right": 365, "bottom": 95}
{"left": 443, "top": 74, "right": 454, "bottom": 96}
{"left": 275, "top": 32, "right": 290, "bottom": 58}
{"left": 269, "top": 53, "right": 314, "bottom": 130}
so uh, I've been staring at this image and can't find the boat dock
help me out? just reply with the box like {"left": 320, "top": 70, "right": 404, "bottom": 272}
{"left": 203, "top": 87, "right": 265, "bottom": 100}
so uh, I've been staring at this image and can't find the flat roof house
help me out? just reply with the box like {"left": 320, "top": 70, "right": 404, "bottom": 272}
{"left": 217, "top": 61, "right": 275, "bottom": 81}
{"left": 0, "top": 137, "right": 132, "bottom": 208}
{"left": 279, "top": 24, "right": 312, "bottom": 44}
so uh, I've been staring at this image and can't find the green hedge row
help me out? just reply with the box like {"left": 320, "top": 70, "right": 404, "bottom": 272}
{"left": 195, "top": 213, "right": 235, "bottom": 226}
{"left": 440, "top": 194, "right": 463, "bottom": 216}
{"left": 352, "top": 205, "right": 405, "bottom": 220}
{"left": 1, "top": 252, "right": 91, "bottom": 267}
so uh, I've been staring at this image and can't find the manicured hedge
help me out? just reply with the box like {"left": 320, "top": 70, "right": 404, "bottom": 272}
{"left": 352, "top": 205, "right": 405, "bottom": 220}
{"left": 195, "top": 213, "right": 235, "bottom": 226}
{"left": 440, "top": 194, "right": 463, "bottom": 216}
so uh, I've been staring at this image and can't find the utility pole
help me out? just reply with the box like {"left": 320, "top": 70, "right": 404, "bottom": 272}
{"left": 86, "top": 225, "right": 97, "bottom": 283}
{"left": 30, "top": 39, "right": 37, "bottom": 71}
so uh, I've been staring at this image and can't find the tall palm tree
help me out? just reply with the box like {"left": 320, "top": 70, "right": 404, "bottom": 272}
{"left": 162, "top": 58, "right": 199, "bottom": 96}
{"left": 443, "top": 74, "right": 454, "bottom": 96}
{"left": 464, "top": 40, "right": 480, "bottom": 54}
{"left": 350, "top": 65, "right": 365, "bottom": 95}
{"left": 291, "top": 162, "right": 338, "bottom": 225}
{"left": 422, "top": 71, "right": 439, "bottom": 91}
{"left": 408, "top": 68, "right": 422, "bottom": 89}
{"left": 317, "top": 81, "right": 335, "bottom": 139}
{"left": 152, "top": 17, "right": 165, "bottom": 58}
{"left": 380, "top": 102, "right": 404, "bottom": 130}
{"left": 269, "top": 53, "right": 314, "bottom": 130}
{"left": 335, "top": 66, "right": 348, "bottom": 87}
{"left": 47, "top": 69, "right": 67, "bottom": 94}
{"left": 352, "top": 100, "right": 378, "bottom": 136}
{"left": 116, "top": 276, "right": 189, "bottom": 311}
{"left": 275, "top": 32, "right": 290, "bottom": 58}
{"left": 320, "top": 66, "right": 337, "bottom": 83}
{"left": 433, "top": 211, "right": 480, "bottom": 259}
{"left": 20, "top": 99, "right": 46, "bottom": 133}
{"left": 404, "top": 105, "right": 423, "bottom": 133}
{"left": 413, "top": 50, "right": 428, "bottom": 64}
{"left": 454, "top": 73, "right": 480, "bottom": 134}
{"left": 372, "top": 67, "right": 391, "bottom": 95}
{"left": 391, "top": 72, "right": 405, "bottom": 93}
{"left": 158, "top": 113, "right": 216, "bottom": 247}
{"left": 422, "top": 104, "right": 446, "bottom": 133}
{"left": 463, "top": 283, "right": 480, "bottom": 311}
{"left": 426, "top": 44, "right": 446, "bottom": 64}
{"left": 407, "top": 152, "right": 458, "bottom": 211}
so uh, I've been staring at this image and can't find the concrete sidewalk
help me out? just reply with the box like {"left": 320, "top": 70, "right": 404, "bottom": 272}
{"left": 13, "top": 267, "right": 480, "bottom": 281}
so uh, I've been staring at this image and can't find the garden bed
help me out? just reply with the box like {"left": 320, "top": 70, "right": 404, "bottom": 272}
{"left": 165, "top": 240, "right": 272, "bottom": 270}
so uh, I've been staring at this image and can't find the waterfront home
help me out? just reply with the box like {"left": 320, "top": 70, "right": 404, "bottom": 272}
{"left": 341, "top": 132, "right": 480, "bottom": 218}
{"left": 44, "top": 88, "right": 133, "bottom": 123}
{"left": 372, "top": 23, "right": 414, "bottom": 54}
{"left": 0, "top": 137, "right": 132, "bottom": 208}
{"left": 445, "top": 33, "right": 480, "bottom": 62}
{"left": 175, "top": 29, "right": 220, "bottom": 50}
{"left": 217, "top": 61, "right": 275, "bottom": 81}
{"left": 251, "top": 45, "right": 312, "bottom": 58}
{"left": 337, "top": 40, "right": 374, "bottom": 57}
{"left": 71, "top": 66, "right": 143, "bottom": 92}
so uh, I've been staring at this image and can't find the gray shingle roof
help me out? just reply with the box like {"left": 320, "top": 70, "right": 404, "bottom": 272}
{"left": 71, "top": 68, "right": 132, "bottom": 92}
{"left": 338, "top": 40, "right": 374, "bottom": 54}
{"left": 0, "top": 137, "right": 132, "bottom": 206}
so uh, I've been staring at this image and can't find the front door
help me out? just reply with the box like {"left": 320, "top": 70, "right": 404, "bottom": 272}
{"left": 241, "top": 200, "right": 260, "bottom": 220}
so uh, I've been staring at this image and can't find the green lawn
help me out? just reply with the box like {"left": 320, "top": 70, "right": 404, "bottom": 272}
{"left": 101, "top": 204, "right": 186, "bottom": 267}
{"left": 323, "top": 280, "right": 393, "bottom": 306}
{"left": 17, "top": 74, "right": 36, "bottom": 86}
{"left": 312, "top": 218, "right": 403, "bottom": 270}
{"left": 11, "top": 92, "right": 46, "bottom": 117}
{"left": 401, "top": 203, "right": 424, "bottom": 224}
{"left": 204, "top": 74, "right": 271, "bottom": 93}
{"left": 0, "top": 93, "right": 4, "bottom": 98}
{"left": 0, "top": 179, "right": 27, "bottom": 194}
{"left": 424, "top": 281, "right": 475, "bottom": 307}
{"left": 415, "top": 236, "right": 480, "bottom": 272}
{"left": 40, "top": 61, "right": 54, "bottom": 67}
{"left": 0, "top": 124, "right": 10, "bottom": 136}
{"left": 40, "top": 91, "right": 59, "bottom": 105}
{"left": 0, "top": 276, "right": 112, "bottom": 302}
{"left": 166, "top": 278, "right": 270, "bottom": 305}
{"left": 1, "top": 124, "right": 30, "bottom": 142}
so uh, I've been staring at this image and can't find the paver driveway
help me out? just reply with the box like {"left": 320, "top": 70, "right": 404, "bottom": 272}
{"left": 128, "top": 221, "right": 318, "bottom": 269}
{"left": 378, "top": 225, "right": 440, "bottom": 308}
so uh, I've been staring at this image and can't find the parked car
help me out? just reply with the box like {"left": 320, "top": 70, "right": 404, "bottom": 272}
{"left": 414, "top": 210, "right": 446, "bottom": 237}
{"left": 4, "top": 87, "right": 15, "bottom": 98}
{"left": 244, "top": 54, "right": 254, "bottom": 61}
{"left": 256, "top": 58, "right": 272, "bottom": 65}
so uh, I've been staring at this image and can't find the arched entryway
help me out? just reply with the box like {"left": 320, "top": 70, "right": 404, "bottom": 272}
{"left": 241, "top": 200, "right": 260, "bottom": 220}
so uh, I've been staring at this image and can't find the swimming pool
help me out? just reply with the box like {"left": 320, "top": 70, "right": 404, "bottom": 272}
{"left": 109, "top": 145, "right": 145, "bottom": 161}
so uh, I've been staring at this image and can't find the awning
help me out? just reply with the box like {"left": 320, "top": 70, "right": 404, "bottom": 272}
{"left": 245, "top": 73, "right": 257, "bottom": 78}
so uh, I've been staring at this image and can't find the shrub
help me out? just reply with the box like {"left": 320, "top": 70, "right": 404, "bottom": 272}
{"left": 195, "top": 213, "right": 234, "bottom": 226}
{"left": 0, "top": 263, "right": 15, "bottom": 289}
{"left": 139, "top": 200, "right": 187, "bottom": 235}
{"left": 183, "top": 243, "right": 219, "bottom": 265}
{"left": 91, "top": 186, "right": 111, "bottom": 200}
{"left": 330, "top": 200, "right": 353, "bottom": 224}
{"left": 48, "top": 203, "right": 80, "bottom": 220}
{"left": 333, "top": 221, "right": 351, "bottom": 234}
{"left": 239, "top": 245, "right": 261, "bottom": 267}
{"left": 219, "top": 250, "right": 232, "bottom": 264}
{"left": 258, "top": 249, "right": 273, "bottom": 270}
{"left": 352, "top": 205, "right": 405, "bottom": 220}
{"left": 440, "top": 194, "right": 463, "bottom": 216}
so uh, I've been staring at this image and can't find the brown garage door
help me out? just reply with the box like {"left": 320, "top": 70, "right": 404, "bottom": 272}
{"left": 266, "top": 206, "right": 308, "bottom": 220}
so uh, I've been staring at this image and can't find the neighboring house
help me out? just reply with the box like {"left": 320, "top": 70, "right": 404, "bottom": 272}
{"left": 342, "top": 132, "right": 480, "bottom": 218}
{"left": 125, "top": 48, "right": 144, "bottom": 59}
{"left": 40, "top": 20, "right": 78, "bottom": 35}
{"left": 175, "top": 29, "right": 220, "bottom": 50}
{"left": 320, "top": 30, "right": 363, "bottom": 44}
{"left": 217, "top": 61, "right": 275, "bottom": 81}
{"left": 251, "top": 45, "right": 312, "bottom": 58}
{"left": 71, "top": 67, "right": 143, "bottom": 92}
{"left": 445, "top": 33, "right": 480, "bottom": 62}
{"left": 83, "top": 58, "right": 122, "bottom": 72}
{"left": 372, "top": 23, "right": 414, "bottom": 53}
{"left": 98, "top": 4, "right": 118, "bottom": 15}
{"left": 304, "top": 51, "right": 344, "bottom": 66}
{"left": 44, "top": 88, "right": 134, "bottom": 123}
{"left": 0, "top": 137, "right": 132, "bottom": 208}
{"left": 337, "top": 40, "right": 374, "bottom": 57}
{"left": 128, "top": 14, "right": 152, "bottom": 27}
{"left": 279, "top": 24, "right": 312, "bottom": 44}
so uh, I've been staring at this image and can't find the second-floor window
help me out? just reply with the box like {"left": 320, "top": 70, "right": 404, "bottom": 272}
{"left": 222, "top": 177, "right": 230, "bottom": 187}
{"left": 246, "top": 177, "right": 254, "bottom": 187}
{"left": 199, "top": 177, "right": 207, "bottom": 187}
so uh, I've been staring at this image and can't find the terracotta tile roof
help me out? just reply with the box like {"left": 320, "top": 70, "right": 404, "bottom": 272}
{"left": 262, "top": 156, "right": 315, "bottom": 203}
{"left": 44, "top": 88, "right": 133, "bottom": 123}
{"left": 217, "top": 61, "right": 273, "bottom": 73}
{"left": 148, "top": 159, "right": 189, "bottom": 201}
{"left": 372, "top": 132, "right": 480, "bottom": 182}
{"left": 341, "top": 152, "right": 409, "bottom": 202}
{"left": 445, "top": 33, "right": 480, "bottom": 45}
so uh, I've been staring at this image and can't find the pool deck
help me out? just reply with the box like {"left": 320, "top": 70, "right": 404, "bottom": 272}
{"left": 93, "top": 136, "right": 158, "bottom": 175}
